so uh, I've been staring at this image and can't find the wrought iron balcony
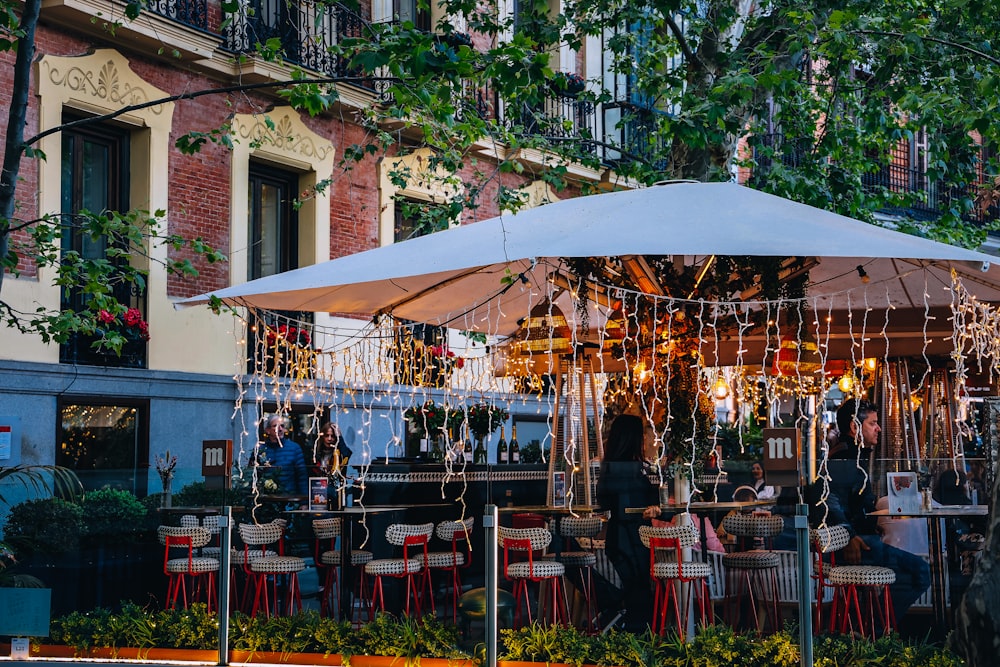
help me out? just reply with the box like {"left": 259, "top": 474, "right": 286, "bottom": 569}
{"left": 146, "top": 0, "right": 208, "bottom": 30}
{"left": 505, "top": 92, "right": 598, "bottom": 148}
{"left": 224, "top": 0, "right": 376, "bottom": 90}
{"left": 601, "top": 102, "right": 670, "bottom": 170}
{"left": 752, "top": 133, "right": 999, "bottom": 226}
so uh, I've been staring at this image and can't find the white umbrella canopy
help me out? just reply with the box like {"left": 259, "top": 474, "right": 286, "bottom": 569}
{"left": 179, "top": 182, "right": 1000, "bottom": 362}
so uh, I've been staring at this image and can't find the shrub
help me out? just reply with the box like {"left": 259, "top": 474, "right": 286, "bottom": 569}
{"left": 79, "top": 488, "right": 146, "bottom": 540}
{"left": 2, "top": 497, "right": 84, "bottom": 557}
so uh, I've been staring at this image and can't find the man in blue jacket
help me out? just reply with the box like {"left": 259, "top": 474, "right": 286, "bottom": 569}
{"left": 259, "top": 414, "right": 308, "bottom": 497}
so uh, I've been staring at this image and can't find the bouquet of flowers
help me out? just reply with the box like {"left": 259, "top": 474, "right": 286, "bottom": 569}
{"left": 404, "top": 400, "right": 464, "bottom": 438}
{"left": 154, "top": 450, "right": 177, "bottom": 485}
{"left": 466, "top": 403, "right": 510, "bottom": 439}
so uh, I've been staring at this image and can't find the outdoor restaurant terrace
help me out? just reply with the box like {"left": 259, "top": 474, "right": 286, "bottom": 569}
{"left": 1, "top": 183, "right": 997, "bottom": 666}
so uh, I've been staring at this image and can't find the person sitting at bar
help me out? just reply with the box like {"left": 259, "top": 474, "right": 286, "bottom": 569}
{"left": 825, "top": 398, "right": 930, "bottom": 627}
{"left": 595, "top": 414, "right": 660, "bottom": 632}
{"left": 259, "top": 414, "right": 308, "bottom": 497}
{"left": 313, "top": 422, "right": 353, "bottom": 477}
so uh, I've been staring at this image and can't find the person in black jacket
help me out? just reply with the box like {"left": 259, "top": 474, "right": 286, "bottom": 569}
{"left": 824, "top": 398, "right": 930, "bottom": 625}
{"left": 595, "top": 414, "right": 660, "bottom": 631}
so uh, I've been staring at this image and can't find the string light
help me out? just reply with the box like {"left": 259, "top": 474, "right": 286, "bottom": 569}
{"left": 857, "top": 265, "right": 870, "bottom": 284}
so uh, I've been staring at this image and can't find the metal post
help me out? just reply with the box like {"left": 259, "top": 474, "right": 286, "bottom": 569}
{"left": 484, "top": 504, "right": 498, "bottom": 667}
{"left": 217, "top": 507, "right": 232, "bottom": 666}
{"left": 795, "top": 503, "right": 813, "bottom": 667}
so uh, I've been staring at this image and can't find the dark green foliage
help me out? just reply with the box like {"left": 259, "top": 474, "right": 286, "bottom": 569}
{"left": 79, "top": 488, "right": 147, "bottom": 540}
{"left": 2, "top": 497, "right": 84, "bottom": 557}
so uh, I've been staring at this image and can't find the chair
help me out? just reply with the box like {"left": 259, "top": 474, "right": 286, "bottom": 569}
{"left": 158, "top": 525, "right": 219, "bottom": 612}
{"left": 313, "top": 517, "right": 374, "bottom": 619}
{"left": 720, "top": 513, "right": 784, "bottom": 634}
{"left": 812, "top": 525, "right": 896, "bottom": 639}
{"left": 554, "top": 515, "right": 603, "bottom": 633}
{"left": 425, "top": 517, "right": 474, "bottom": 623}
{"left": 364, "top": 522, "right": 435, "bottom": 619}
{"left": 238, "top": 521, "right": 306, "bottom": 617}
{"left": 499, "top": 525, "right": 569, "bottom": 628}
{"left": 639, "top": 523, "right": 714, "bottom": 640}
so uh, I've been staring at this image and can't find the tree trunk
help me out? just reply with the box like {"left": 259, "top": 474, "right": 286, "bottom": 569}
{"left": 949, "top": 485, "right": 1000, "bottom": 666}
{"left": 0, "top": 0, "right": 40, "bottom": 296}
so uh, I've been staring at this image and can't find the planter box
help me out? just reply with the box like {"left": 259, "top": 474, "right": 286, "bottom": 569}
{"left": 4, "top": 645, "right": 478, "bottom": 667}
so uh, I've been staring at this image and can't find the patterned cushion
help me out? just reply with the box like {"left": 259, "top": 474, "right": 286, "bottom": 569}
{"left": 313, "top": 518, "right": 342, "bottom": 540}
{"left": 557, "top": 551, "right": 597, "bottom": 567}
{"left": 365, "top": 557, "right": 424, "bottom": 576}
{"left": 507, "top": 560, "right": 565, "bottom": 579}
{"left": 249, "top": 555, "right": 305, "bottom": 574}
{"left": 435, "top": 517, "right": 474, "bottom": 542}
{"left": 232, "top": 548, "right": 277, "bottom": 565}
{"left": 158, "top": 525, "right": 212, "bottom": 549}
{"left": 558, "top": 516, "right": 603, "bottom": 538}
{"left": 722, "top": 514, "right": 785, "bottom": 538}
{"left": 828, "top": 565, "right": 896, "bottom": 586}
{"left": 811, "top": 525, "right": 852, "bottom": 553}
{"left": 165, "top": 556, "right": 219, "bottom": 574}
{"left": 425, "top": 551, "right": 466, "bottom": 568}
{"left": 386, "top": 523, "right": 434, "bottom": 547}
{"left": 722, "top": 550, "right": 781, "bottom": 569}
{"left": 320, "top": 549, "right": 373, "bottom": 566}
{"left": 499, "top": 526, "right": 552, "bottom": 551}
{"left": 202, "top": 546, "right": 222, "bottom": 559}
{"left": 238, "top": 521, "right": 284, "bottom": 547}
{"left": 652, "top": 561, "right": 712, "bottom": 580}
{"left": 638, "top": 524, "right": 699, "bottom": 549}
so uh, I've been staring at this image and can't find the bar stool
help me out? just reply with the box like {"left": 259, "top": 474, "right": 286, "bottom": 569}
{"left": 158, "top": 525, "right": 219, "bottom": 612}
{"left": 499, "top": 525, "right": 569, "bottom": 628}
{"left": 425, "top": 517, "right": 474, "bottom": 623}
{"left": 238, "top": 521, "right": 306, "bottom": 617}
{"left": 364, "top": 522, "right": 435, "bottom": 619}
{"left": 720, "top": 513, "right": 784, "bottom": 634}
{"left": 812, "top": 525, "right": 896, "bottom": 639}
{"left": 638, "top": 524, "right": 714, "bottom": 640}
{"left": 554, "top": 515, "right": 603, "bottom": 633}
{"left": 313, "top": 517, "right": 374, "bottom": 618}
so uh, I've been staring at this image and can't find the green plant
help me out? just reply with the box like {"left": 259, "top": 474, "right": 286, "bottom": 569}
{"left": 0, "top": 465, "right": 82, "bottom": 505}
{"left": 2, "top": 497, "right": 85, "bottom": 557}
{"left": 500, "top": 622, "right": 596, "bottom": 666}
{"left": 0, "top": 541, "right": 45, "bottom": 588}
{"left": 79, "top": 488, "right": 147, "bottom": 540}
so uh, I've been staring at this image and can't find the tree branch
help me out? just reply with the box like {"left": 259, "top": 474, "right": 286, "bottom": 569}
{"left": 22, "top": 76, "right": 399, "bottom": 147}
{"left": 664, "top": 13, "right": 709, "bottom": 72}
{"left": 854, "top": 30, "right": 1000, "bottom": 68}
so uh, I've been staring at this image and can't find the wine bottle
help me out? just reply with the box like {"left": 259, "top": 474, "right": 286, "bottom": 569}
{"left": 510, "top": 424, "right": 520, "bottom": 464}
{"left": 497, "top": 426, "right": 508, "bottom": 464}
{"left": 473, "top": 435, "right": 487, "bottom": 464}
{"left": 463, "top": 425, "right": 473, "bottom": 463}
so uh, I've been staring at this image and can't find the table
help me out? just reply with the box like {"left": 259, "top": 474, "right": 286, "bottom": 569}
{"left": 284, "top": 503, "right": 451, "bottom": 621}
{"left": 870, "top": 504, "right": 988, "bottom": 629}
{"left": 155, "top": 506, "right": 225, "bottom": 525}
{"left": 626, "top": 499, "right": 775, "bottom": 557}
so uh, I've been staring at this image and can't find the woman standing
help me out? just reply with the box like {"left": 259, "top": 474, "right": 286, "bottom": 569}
{"left": 596, "top": 414, "right": 660, "bottom": 631}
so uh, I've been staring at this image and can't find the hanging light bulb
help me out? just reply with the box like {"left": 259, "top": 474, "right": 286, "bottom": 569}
{"left": 863, "top": 357, "right": 877, "bottom": 372}
{"left": 712, "top": 376, "right": 731, "bottom": 400}
{"left": 838, "top": 373, "right": 854, "bottom": 393}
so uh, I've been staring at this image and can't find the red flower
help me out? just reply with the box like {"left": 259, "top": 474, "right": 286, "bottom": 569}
{"left": 123, "top": 308, "right": 143, "bottom": 327}
{"left": 97, "top": 310, "right": 116, "bottom": 325}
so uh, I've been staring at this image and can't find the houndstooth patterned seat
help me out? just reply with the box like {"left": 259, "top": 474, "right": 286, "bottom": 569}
{"left": 811, "top": 525, "right": 896, "bottom": 639}
{"left": 639, "top": 523, "right": 714, "bottom": 639}
{"left": 313, "top": 518, "right": 374, "bottom": 620}
{"left": 499, "top": 525, "right": 569, "bottom": 628}
{"left": 158, "top": 526, "right": 219, "bottom": 612}
{"left": 555, "top": 515, "right": 603, "bottom": 633}
{"left": 720, "top": 513, "right": 785, "bottom": 634}
{"left": 828, "top": 565, "right": 896, "bottom": 586}
{"left": 424, "top": 518, "right": 474, "bottom": 623}
{"left": 364, "top": 522, "right": 435, "bottom": 619}
{"left": 238, "top": 521, "right": 305, "bottom": 617}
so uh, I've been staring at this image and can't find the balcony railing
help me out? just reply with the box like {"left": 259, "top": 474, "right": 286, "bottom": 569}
{"left": 146, "top": 0, "right": 208, "bottom": 30}
{"left": 224, "top": 0, "right": 376, "bottom": 91}
{"left": 601, "top": 102, "right": 669, "bottom": 170}
{"left": 752, "top": 133, "right": 999, "bottom": 227}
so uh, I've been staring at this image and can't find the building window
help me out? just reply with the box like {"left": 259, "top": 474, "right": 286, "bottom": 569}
{"left": 248, "top": 163, "right": 299, "bottom": 280}
{"left": 57, "top": 398, "right": 149, "bottom": 495}
{"left": 59, "top": 119, "right": 147, "bottom": 368}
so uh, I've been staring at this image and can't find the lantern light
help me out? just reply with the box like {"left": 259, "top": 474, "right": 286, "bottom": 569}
{"left": 838, "top": 373, "right": 854, "bottom": 393}
{"left": 712, "top": 376, "right": 731, "bottom": 400}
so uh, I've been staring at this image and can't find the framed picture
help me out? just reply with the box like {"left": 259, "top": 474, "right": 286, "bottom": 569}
{"left": 552, "top": 471, "right": 566, "bottom": 507}
{"left": 309, "top": 477, "right": 329, "bottom": 511}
